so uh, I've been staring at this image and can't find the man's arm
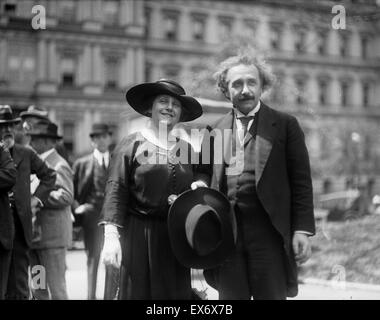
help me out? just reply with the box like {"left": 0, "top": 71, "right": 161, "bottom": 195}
{"left": 286, "top": 116, "right": 315, "bottom": 235}
{"left": 30, "top": 148, "right": 56, "bottom": 205}
{"left": 0, "top": 144, "right": 17, "bottom": 191}
{"left": 45, "top": 162, "right": 74, "bottom": 209}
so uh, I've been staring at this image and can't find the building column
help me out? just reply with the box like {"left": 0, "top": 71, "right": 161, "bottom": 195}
{"left": 150, "top": 4, "right": 161, "bottom": 39}
{"left": 309, "top": 75, "right": 319, "bottom": 106}
{"left": 78, "top": 0, "right": 91, "bottom": 22}
{"left": 48, "top": 40, "right": 57, "bottom": 82}
{"left": 133, "top": 0, "right": 144, "bottom": 25}
{"left": 120, "top": 0, "right": 133, "bottom": 26}
{"left": 37, "top": 39, "right": 47, "bottom": 81}
{"left": 0, "top": 38, "right": 7, "bottom": 80}
{"left": 329, "top": 30, "right": 340, "bottom": 56}
{"left": 256, "top": 18, "right": 269, "bottom": 50}
{"left": 120, "top": 52, "right": 128, "bottom": 89}
{"left": 134, "top": 47, "right": 144, "bottom": 84}
{"left": 47, "top": 0, "right": 58, "bottom": 17}
{"left": 83, "top": 45, "right": 92, "bottom": 84}
{"left": 351, "top": 78, "right": 362, "bottom": 109}
{"left": 93, "top": 45, "right": 102, "bottom": 84}
{"left": 178, "top": 10, "right": 188, "bottom": 43}
{"left": 206, "top": 13, "right": 218, "bottom": 44}
{"left": 125, "top": 47, "right": 134, "bottom": 85}
{"left": 282, "top": 23, "right": 294, "bottom": 52}
{"left": 330, "top": 77, "right": 340, "bottom": 109}
{"left": 92, "top": 0, "right": 102, "bottom": 22}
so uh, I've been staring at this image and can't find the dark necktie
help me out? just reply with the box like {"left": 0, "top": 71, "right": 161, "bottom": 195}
{"left": 240, "top": 116, "right": 254, "bottom": 137}
{"left": 102, "top": 156, "right": 107, "bottom": 171}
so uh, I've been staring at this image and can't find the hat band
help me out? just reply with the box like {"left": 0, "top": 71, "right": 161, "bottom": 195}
{"left": 0, "top": 112, "right": 15, "bottom": 121}
{"left": 185, "top": 204, "right": 222, "bottom": 256}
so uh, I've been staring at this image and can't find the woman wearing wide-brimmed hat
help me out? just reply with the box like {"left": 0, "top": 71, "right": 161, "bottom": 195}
{"left": 99, "top": 79, "right": 210, "bottom": 299}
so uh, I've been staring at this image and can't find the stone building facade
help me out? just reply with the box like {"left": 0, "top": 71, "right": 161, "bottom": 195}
{"left": 0, "top": 0, "right": 379, "bottom": 194}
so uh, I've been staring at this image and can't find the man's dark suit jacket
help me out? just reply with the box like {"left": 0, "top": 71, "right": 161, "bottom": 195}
{"left": 11, "top": 144, "right": 56, "bottom": 248}
{"left": 73, "top": 154, "right": 95, "bottom": 208}
{"left": 203, "top": 102, "right": 315, "bottom": 297}
{"left": 0, "top": 143, "right": 17, "bottom": 250}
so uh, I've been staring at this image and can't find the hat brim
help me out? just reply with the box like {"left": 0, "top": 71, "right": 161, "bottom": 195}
{"left": 126, "top": 83, "right": 203, "bottom": 122}
{"left": 89, "top": 131, "right": 112, "bottom": 138}
{"left": 28, "top": 132, "right": 62, "bottom": 139}
{"left": 168, "top": 187, "right": 236, "bottom": 269}
{"left": 20, "top": 112, "right": 49, "bottom": 120}
{"left": 0, "top": 118, "right": 21, "bottom": 124}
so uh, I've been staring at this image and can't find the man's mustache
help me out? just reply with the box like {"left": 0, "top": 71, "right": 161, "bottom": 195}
{"left": 1, "top": 132, "right": 14, "bottom": 139}
{"left": 238, "top": 95, "right": 255, "bottom": 101}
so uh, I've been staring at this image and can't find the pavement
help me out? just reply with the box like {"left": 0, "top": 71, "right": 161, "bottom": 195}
{"left": 65, "top": 249, "right": 380, "bottom": 300}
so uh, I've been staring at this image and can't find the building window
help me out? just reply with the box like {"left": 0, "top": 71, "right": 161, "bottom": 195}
{"left": 8, "top": 42, "right": 36, "bottom": 87}
{"left": 317, "top": 30, "right": 327, "bottom": 55}
{"left": 60, "top": 57, "right": 76, "bottom": 87}
{"left": 295, "top": 78, "right": 306, "bottom": 105}
{"left": 105, "top": 57, "right": 119, "bottom": 89}
{"left": 339, "top": 33, "right": 349, "bottom": 57}
{"left": 103, "top": 0, "right": 119, "bottom": 26}
{"left": 3, "top": 2, "right": 17, "bottom": 15}
{"left": 269, "top": 24, "right": 281, "bottom": 51}
{"left": 163, "top": 14, "right": 179, "bottom": 41}
{"left": 60, "top": 1, "right": 76, "bottom": 22}
{"left": 244, "top": 19, "right": 257, "bottom": 39}
{"left": 218, "top": 17, "right": 233, "bottom": 41}
{"left": 192, "top": 16, "right": 206, "bottom": 42}
{"left": 318, "top": 79, "right": 328, "bottom": 106}
{"left": 295, "top": 29, "right": 307, "bottom": 54}
{"left": 361, "top": 36, "right": 368, "bottom": 59}
{"left": 144, "top": 7, "right": 151, "bottom": 38}
{"left": 340, "top": 81, "right": 349, "bottom": 107}
{"left": 362, "top": 82, "right": 370, "bottom": 108}
{"left": 163, "top": 64, "right": 181, "bottom": 81}
{"left": 63, "top": 122, "right": 75, "bottom": 154}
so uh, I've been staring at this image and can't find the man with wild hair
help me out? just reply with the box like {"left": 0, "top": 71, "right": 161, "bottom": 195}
{"left": 197, "top": 48, "right": 315, "bottom": 300}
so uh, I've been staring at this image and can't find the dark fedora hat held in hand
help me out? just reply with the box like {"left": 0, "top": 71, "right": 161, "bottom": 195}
{"left": 89, "top": 123, "right": 113, "bottom": 138}
{"left": 27, "top": 120, "right": 62, "bottom": 140}
{"left": 0, "top": 105, "right": 21, "bottom": 124}
{"left": 125, "top": 79, "right": 203, "bottom": 122}
{"left": 168, "top": 187, "right": 237, "bottom": 269}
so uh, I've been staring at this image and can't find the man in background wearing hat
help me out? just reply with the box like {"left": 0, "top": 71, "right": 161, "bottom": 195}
{"left": 0, "top": 105, "right": 56, "bottom": 300}
{"left": 196, "top": 50, "right": 315, "bottom": 300}
{"left": 28, "top": 120, "right": 73, "bottom": 300}
{"left": 19, "top": 106, "right": 70, "bottom": 165}
{"left": 73, "top": 123, "right": 112, "bottom": 299}
{"left": 0, "top": 141, "right": 17, "bottom": 299}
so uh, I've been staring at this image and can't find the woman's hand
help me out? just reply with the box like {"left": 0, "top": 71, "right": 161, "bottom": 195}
{"left": 168, "top": 194, "right": 178, "bottom": 205}
{"left": 191, "top": 180, "right": 208, "bottom": 190}
{"left": 101, "top": 225, "right": 122, "bottom": 268}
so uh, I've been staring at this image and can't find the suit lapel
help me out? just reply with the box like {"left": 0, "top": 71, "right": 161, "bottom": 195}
{"left": 79, "top": 155, "right": 95, "bottom": 201}
{"left": 12, "top": 144, "right": 24, "bottom": 170}
{"left": 255, "top": 103, "right": 277, "bottom": 186}
{"left": 213, "top": 111, "right": 234, "bottom": 189}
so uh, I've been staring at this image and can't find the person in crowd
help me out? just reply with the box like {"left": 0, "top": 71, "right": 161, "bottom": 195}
{"left": 0, "top": 105, "right": 56, "bottom": 300}
{"left": 72, "top": 123, "right": 113, "bottom": 300}
{"left": 196, "top": 49, "right": 316, "bottom": 300}
{"left": 99, "top": 79, "right": 209, "bottom": 299}
{"left": 0, "top": 141, "right": 17, "bottom": 299}
{"left": 28, "top": 120, "right": 73, "bottom": 300}
{"left": 19, "top": 106, "right": 70, "bottom": 164}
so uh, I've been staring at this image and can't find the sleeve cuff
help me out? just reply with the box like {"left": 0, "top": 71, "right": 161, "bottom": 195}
{"left": 294, "top": 230, "right": 313, "bottom": 236}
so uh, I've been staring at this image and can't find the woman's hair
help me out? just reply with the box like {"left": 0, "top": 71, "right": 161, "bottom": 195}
{"left": 213, "top": 48, "right": 275, "bottom": 99}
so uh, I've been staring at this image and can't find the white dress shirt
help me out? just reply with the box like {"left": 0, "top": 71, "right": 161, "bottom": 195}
{"left": 234, "top": 101, "right": 261, "bottom": 144}
{"left": 93, "top": 149, "right": 110, "bottom": 168}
